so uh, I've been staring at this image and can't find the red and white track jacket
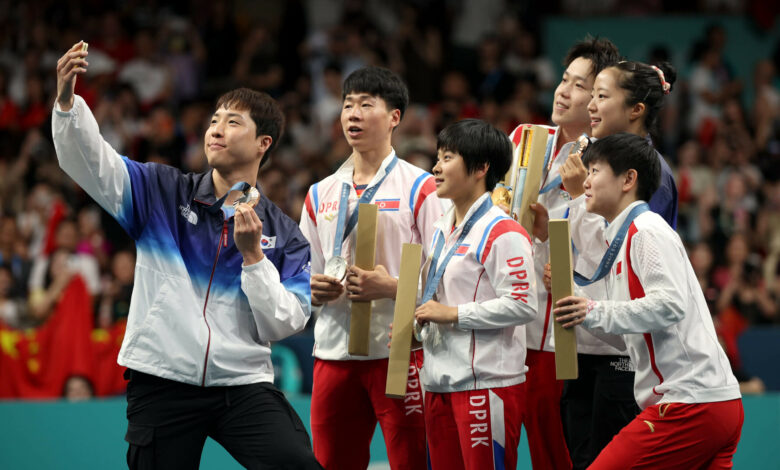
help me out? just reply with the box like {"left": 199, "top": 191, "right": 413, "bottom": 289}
{"left": 508, "top": 123, "right": 621, "bottom": 355}
{"left": 420, "top": 193, "right": 538, "bottom": 392}
{"left": 582, "top": 202, "right": 741, "bottom": 409}
{"left": 299, "top": 150, "right": 446, "bottom": 360}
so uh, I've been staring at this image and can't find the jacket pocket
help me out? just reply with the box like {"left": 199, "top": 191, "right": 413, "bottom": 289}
{"left": 125, "top": 423, "right": 155, "bottom": 469}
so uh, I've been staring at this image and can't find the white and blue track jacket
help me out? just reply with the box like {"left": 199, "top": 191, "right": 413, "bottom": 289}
{"left": 53, "top": 96, "right": 312, "bottom": 386}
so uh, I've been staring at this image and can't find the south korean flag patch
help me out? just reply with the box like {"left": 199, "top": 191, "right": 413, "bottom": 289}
{"left": 260, "top": 235, "right": 276, "bottom": 250}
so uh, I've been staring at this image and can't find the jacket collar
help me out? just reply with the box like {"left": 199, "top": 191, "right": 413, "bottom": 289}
{"left": 334, "top": 149, "right": 397, "bottom": 186}
{"left": 433, "top": 192, "right": 491, "bottom": 234}
{"left": 604, "top": 200, "right": 645, "bottom": 244}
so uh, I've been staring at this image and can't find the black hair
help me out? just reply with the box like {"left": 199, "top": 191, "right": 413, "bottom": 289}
{"left": 436, "top": 119, "right": 512, "bottom": 191}
{"left": 582, "top": 133, "right": 660, "bottom": 202}
{"left": 215, "top": 88, "right": 285, "bottom": 165}
{"left": 563, "top": 35, "right": 622, "bottom": 79}
{"left": 609, "top": 61, "right": 677, "bottom": 136}
{"left": 342, "top": 66, "right": 409, "bottom": 119}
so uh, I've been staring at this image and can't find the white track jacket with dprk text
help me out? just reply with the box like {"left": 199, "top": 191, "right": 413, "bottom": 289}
{"left": 582, "top": 202, "right": 740, "bottom": 409}
{"left": 420, "top": 193, "right": 538, "bottom": 393}
{"left": 299, "top": 151, "right": 446, "bottom": 360}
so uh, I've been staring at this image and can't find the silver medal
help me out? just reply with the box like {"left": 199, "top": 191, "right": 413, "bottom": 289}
{"left": 233, "top": 187, "right": 260, "bottom": 208}
{"left": 324, "top": 256, "right": 348, "bottom": 281}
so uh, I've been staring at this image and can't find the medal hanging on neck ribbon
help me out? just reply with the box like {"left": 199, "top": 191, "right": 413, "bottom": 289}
{"left": 414, "top": 196, "right": 493, "bottom": 343}
{"left": 572, "top": 203, "right": 649, "bottom": 286}
{"left": 326, "top": 156, "right": 398, "bottom": 281}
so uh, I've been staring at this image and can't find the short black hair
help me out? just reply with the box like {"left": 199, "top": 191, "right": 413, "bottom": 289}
{"left": 609, "top": 61, "right": 677, "bottom": 136}
{"left": 215, "top": 88, "right": 285, "bottom": 166}
{"left": 563, "top": 36, "right": 622, "bottom": 79}
{"left": 342, "top": 66, "right": 409, "bottom": 119}
{"left": 582, "top": 133, "right": 660, "bottom": 202}
{"left": 436, "top": 119, "right": 512, "bottom": 191}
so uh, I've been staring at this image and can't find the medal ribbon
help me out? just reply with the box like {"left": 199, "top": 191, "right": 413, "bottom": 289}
{"left": 332, "top": 156, "right": 398, "bottom": 257}
{"left": 421, "top": 196, "right": 493, "bottom": 303}
{"left": 573, "top": 202, "right": 649, "bottom": 286}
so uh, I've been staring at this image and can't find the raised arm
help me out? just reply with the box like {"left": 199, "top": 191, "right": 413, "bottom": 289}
{"left": 52, "top": 42, "right": 136, "bottom": 233}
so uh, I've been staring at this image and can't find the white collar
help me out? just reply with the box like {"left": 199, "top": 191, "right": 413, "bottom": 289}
{"left": 334, "top": 148, "right": 397, "bottom": 186}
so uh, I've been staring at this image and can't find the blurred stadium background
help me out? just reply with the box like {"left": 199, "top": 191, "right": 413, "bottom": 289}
{"left": 0, "top": 0, "right": 778, "bottom": 468}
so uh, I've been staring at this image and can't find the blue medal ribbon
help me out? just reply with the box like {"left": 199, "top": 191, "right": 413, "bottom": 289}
{"left": 421, "top": 196, "right": 493, "bottom": 303}
{"left": 332, "top": 156, "right": 398, "bottom": 257}
{"left": 208, "top": 181, "right": 252, "bottom": 213}
{"left": 540, "top": 133, "right": 590, "bottom": 195}
{"left": 573, "top": 203, "right": 649, "bottom": 286}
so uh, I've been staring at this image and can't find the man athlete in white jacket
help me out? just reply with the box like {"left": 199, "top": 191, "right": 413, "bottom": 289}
{"left": 299, "top": 66, "right": 445, "bottom": 470}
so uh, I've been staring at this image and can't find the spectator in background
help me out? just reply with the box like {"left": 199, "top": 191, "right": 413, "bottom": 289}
{"left": 503, "top": 29, "right": 556, "bottom": 97}
{"left": 161, "top": 17, "right": 206, "bottom": 105}
{"left": 0, "top": 215, "right": 32, "bottom": 298}
{"left": 432, "top": 70, "right": 480, "bottom": 131}
{"left": 752, "top": 59, "right": 779, "bottom": 152}
{"left": 688, "top": 38, "right": 742, "bottom": 143}
{"left": 76, "top": 206, "right": 111, "bottom": 271}
{"left": 135, "top": 105, "right": 186, "bottom": 167}
{"left": 93, "top": 83, "right": 141, "bottom": 156}
{"left": 0, "top": 66, "right": 20, "bottom": 132}
{"left": 234, "top": 24, "right": 284, "bottom": 95}
{"left": 63, "top": 375, "right": 95, "bottom": 401}
{"left": 95, "top": 249, "right": 134, "bottom": 329}
{"left": 312, "top": 61, "right": 344, "bottom": 146}
{"left": 0, "top": 263, "right": 28, "bottom": 328}
{"left": 91, "top": 12, "right": 135, "bottom": 65}
{"left": 29, "top": 248, "right": 81, "bottom": 322}
{"left": 758, "top": 179, "right": 780, "bottom": 300}
{"left": 118, "top": 29, "right": 172, "bottom": 108}
{"left": 675, "top": 139, "right": 714, "bottom": 242}
{"left": 29, "top": 218, "right": 101, "bottom": 297}
{"left": 397, "top": 3, "right": 443, "bottom": 104}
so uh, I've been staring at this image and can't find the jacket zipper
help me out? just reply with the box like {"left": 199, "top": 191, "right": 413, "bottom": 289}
{"left": 201, "top": 219, "right": 228, "bottom": 386}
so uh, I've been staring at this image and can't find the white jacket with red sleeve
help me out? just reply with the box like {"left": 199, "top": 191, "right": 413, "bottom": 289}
{"left": 299, "top": 150, "right": 446, "bottom": 360}
{"left": 582, "top": 202, "right": 740, "bottom": 409}
{"left": 420, "top": 193, "right": 538, "bottom": 393}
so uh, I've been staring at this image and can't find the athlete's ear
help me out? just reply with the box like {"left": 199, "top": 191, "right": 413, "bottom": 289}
{"left": 629, "top": 102, "right": 646, "bottom": 123}
{"left": 475, "top": 162, "right": 489, "bottom": 180}
{"left": 622, "top": 169, "right": 638, "bottom": 194}
{"left": 256, "top": 135, "right": 272, "bottom": 158}
{"left": 389, "top": 108, "right": 401, "bottom": 131}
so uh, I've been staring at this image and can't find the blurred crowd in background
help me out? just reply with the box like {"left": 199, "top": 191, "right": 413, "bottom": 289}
{"left": 0, "top": 0, "right": 778, "bottom": 400}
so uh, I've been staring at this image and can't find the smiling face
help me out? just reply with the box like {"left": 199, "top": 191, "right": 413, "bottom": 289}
{"left": 340, "top": 93, "right": 400, "bottom": 153}
{"left": 432, "top": 148, "right": 485, "bottom": 206}
{"left": 551, "top": 57, "right": 595, "bottom": 132}
{"left": 204, "top": 106, "right": 264, "bottom": 171}
{"left": 583, "top": 160, "right": 626, "bottom": 222}
{"left": 588, "top": 68, "right": 635, "bottom": 139}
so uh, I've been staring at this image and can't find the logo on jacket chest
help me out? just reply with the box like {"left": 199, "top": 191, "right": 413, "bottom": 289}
{"left": 614, "top": 260, "right": 623, "bottom": 280}
{"left": 179, "top": 204, "right": 198, "bottom": 225}
{"left": 319, "top": 200, "right": 340, "bottom": 221}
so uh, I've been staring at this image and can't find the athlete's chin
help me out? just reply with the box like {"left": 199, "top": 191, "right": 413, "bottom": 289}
{"left": 435, "top": 185, "right": 451, "bottom": 200}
